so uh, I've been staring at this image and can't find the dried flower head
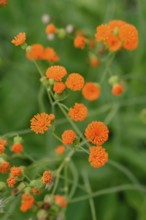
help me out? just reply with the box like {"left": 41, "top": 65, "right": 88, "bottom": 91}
{"left": 11, "top": 143, "right": 23, "bottom": 154}
{"left": 42, "top": 171, "right": 53, "bottom": 184}
{"left": 46, "top": 65, "right": 67, "bottom": 81}
{"left": 68, "top": 103, "right": 88, "bottom": 121}
{"left": 65, "top": 73, "right": 84, "bottom": 91}
{"left": 62, "top": 130, "right": 76, "bottom": 145}
{"left": 30, "top": 113, "right": 55, "bottom": 134}
{"left": 11, "top": 32, "right": 26, "bottom": 46}
{"left": 82, "top": 82, "right": 100, "bottom": 101}
{"left": 85, "top": 121, "right": 109, "bottom": 145}
{"left": 89, "top": 146, "right": 108, "bottom": 168}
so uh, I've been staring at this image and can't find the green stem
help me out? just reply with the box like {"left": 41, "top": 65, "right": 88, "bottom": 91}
{"left": 1, "top": 129, "right": 32, "bottom": 139}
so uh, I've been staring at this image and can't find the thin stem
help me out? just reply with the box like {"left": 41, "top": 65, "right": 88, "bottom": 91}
{"left": 1, "top": 129, "right": 32, "bottom": 139}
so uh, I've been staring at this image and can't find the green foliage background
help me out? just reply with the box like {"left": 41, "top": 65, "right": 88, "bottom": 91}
{"left": 0, "top": 0, "right": 146, "bottom": 219}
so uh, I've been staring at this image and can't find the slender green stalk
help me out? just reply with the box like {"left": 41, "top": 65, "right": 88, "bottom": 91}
{"left": 1, "top": 129, "right": 32, "bottom": 139}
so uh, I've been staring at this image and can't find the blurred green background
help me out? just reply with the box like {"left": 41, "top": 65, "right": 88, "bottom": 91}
{"left": 0, "top": 0, "right": 146, "bottom": 219}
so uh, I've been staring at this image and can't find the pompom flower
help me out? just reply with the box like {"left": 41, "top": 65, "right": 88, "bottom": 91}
{"left": 65, "top": 73, "right": 84, "bottom": 91}
{"left": 74, "top": 35, "right": 86, "bottom": 49}
{"left": 11, "top": 142, "right": 24, "bottom": 154}
{"left": 88, "top": 146, "right": 108, "bottom": 168}
{"left": 85, "top": 121, "right": 109, "bottom": 145}
{"left": 11, "top": 32, "right": 26, "bottom": 46}
{"left": 0, "top": 0, "right": 7, "bottom": 6}
{"left": 0, "top": 138, "right": 7, "bottom": 147}
{"left": 82, "top": 82, "right": 100, "bottom": 101}
{"left": 95, "top": 24, "right": 110, "bottom": 42}
{"left": 7, "top": 177, "right": 16, "bottom": 188}
{"left": 0, "top": 145, "right": 5, "bottom": 154}
{"left": 20, "top": 193, "right": 34, "bottom": 212}
{"left": 42, "top": 171, "right": 53, "bottom": 184}
{"left": 0, "top": 161, "right": 10, "bottom": 173}
{"left": 43, "top": 47, "right": 59, "bottom": 62}
{"left": 55, "top": 145, "right": 65, "bottom": 155}
{"left": 55, "top": 195, "right": 67, "bottom": 208}
{"left": 26, "top": 44, "right": 44, "bottom": 60}
{"left": 68, "top": 103, "right": 88, "bottom": 121}
{"left": 53, "top": 82, "right": 66, "bottom": 94}
{"left": 112, "top": 83, "right": 124, "bottom": 96}
{"left": 46, "top": 65, "right": 67, "bottom": 81}
{"left": 62, "top": 130, "right": 76, "bottom": 145}
{"left": 30, "top": 113, "right": 55, "bottom": 134}
{"left": 10, "top": 166, "right": 22, "bottom": 177}
{"left": 45, "top": 23, "right": 57, "bottom": 34}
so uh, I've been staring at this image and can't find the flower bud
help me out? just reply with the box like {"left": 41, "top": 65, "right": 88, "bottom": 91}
{"left": 13, "top": 136, "right": 23, "bottom": 144}
{"left": 37, "top": 209, "right": 48, "bottom": 220}
{"left": 108, "top": 75, "right": 119, "bottom": 86}
{"left": 0, "top": 182, "right": 7, "bottom": 192}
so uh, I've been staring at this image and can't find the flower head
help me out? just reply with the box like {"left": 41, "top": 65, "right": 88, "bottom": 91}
{"left": 26, "top": 44, "right": 44, "bottom": 60}
{"left": 89, "top": 146, "right": 108, "bottom": 168}
{"left": 45, "top": 23, "right": 57, "bottom": 34}
{"left": 46, "top": 65, "right": 67, "bottom": 81}
{"left": 95, "top": 24, "right": 110, "bottom": 42}
{"left": 82, "top": 82, "right": 100, "bottom": 101}
{"left": 43, "top": 47, "right": 59, "bottom": 62}
{"left": 55, "top": 145, "right": 65, "bottom": 155}
{"left": 11, "top": 143, "right": 23, "bottom": 154}
{"left": 104, "top": 33, "right": 122, "bottom": 51}
{"left": 0, "top": 0, "right": 7, "bottom": 6}
{"left": 74, "top": 35, "right": 86, "bottom": 49}
{"left": 0, "top": 161, "right": 10, "bottom": 173}
{"left": 42, "top": 171, "right": 53, "bottom": 184}
{"left": 53, "top": 82, "right": 66, "bottom": 94}
{"left": 65, "top": 73, "right": 84, "bottom": 91}
{"left": 10, "top": 166, "right": 22, "bottom": 177}
{"left": 85, "top": 121, "right": 109, "bottom": 145}
{"left": 7, "top": 177, "right": 16, "bottom": 188}
{"left": 0, "top": 145, "right": 5, "bottom": 154}
{"left": 20, "top": 193, "right": 34, "bottom": 212}
{"left": 62, "top": 130, "right": 76, "bottom": 145}
{"left": 0, "top": 138, "right": 7, "bottom": 147}
{"left": 11, "top": 32, "right": 26, "bottom": 46}
{"left": 68, "top": 103, "right": 88, "bottom": 121}
{"left": 30, "top": 113, "right": 55, "bottom": 134}
{"left": 112, "top": 83, "right": 124, "bottom": 96}
{"left": 89, "top": 57, "right": 100, "bottom": 68}
{"left": 55, "top": 195, "right": 67, "bottom": 208}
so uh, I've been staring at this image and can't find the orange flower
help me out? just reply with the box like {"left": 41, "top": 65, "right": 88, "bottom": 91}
{"left": 10, "top": 166, "right": 22, "bottom": 177}
{"left": 68, "top": 103, "right": 88, "bottom": 121}
{"left": 104, "top": 33, "right": 122, "bottom": 51}
{"left": 43, "top": 47, "right": 59, "bottom": 62}
{"left": 55, "top": 145, "right": 65, "bottom": 155}
{"left": 65, "top": 73, "right": 84, "bottom": 91}
{"left": 55, "top": 195, "right": 67, "bottom": 208}
{"left": 11, "top": 32, "right": 26, "bottom": 46}
{"left": 95, "top": 24, "right": 110, "bottom": 42}
{"left": 0, "top": 145, "right": 5, "bottom": 154}
{"left": 62, "top": 130, "right": 76, "bottom": 145}
{"left": 7, "top": 177, "right": 16, "bottom": 188}
{"left": 0, "top": 161, "right": 10, "bottom": 173}
{"left": 32, "top": 188, "right": 42, "bottom": 195}
{"left": 119, "top": 23, "right": 138, "bottom": 50}
{"left": 53, "top": 82, "right": 66, "bottom": 94}
{"left": 88, "top": 146, "right": 108, "bottom": 168}
{"left": 11, "top": 143, "right": 23, "bottom": 154}
{"left": 82, "top": 82, "right": 100, "bottom": 101}
{"left": 108, "top": 20, "right": 126, "bottom": 30}
{"left": 89, "top": 57, "right": 100, "bottom": 68}
{"left": 42, "top": 171, "right": 53, "bottom": 184}
{"left": 20, "top": 193, "right": 34, "bottom": 212}
{"left": 46, "top": 65, "right": 67, "bottom": 81}
{"left": 85, "top": 121, "right": 109, "bottom": 145}
{"left": 26, "top": 44, "right": 44, "bottom": 60}
{"left": 74, "top": 35, "right": 86, "bottom": 49}
{"left": 0, "top": 138, "right": 7, "bottom": 147}
{"left": 30, "top": 113, "right": 55, "bottom": 134}
{"left": 45, "top": 23, "right": 57, "bottom": 34}
{"left": 112, "top": 83, "right": 124, "bottom": 96}
{"left": 0, "top": 0, "right": 7, "bottom": 6}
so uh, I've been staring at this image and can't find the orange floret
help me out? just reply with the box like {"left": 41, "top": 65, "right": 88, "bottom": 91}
{"left": 0, "top": 145, "right": 5, "bottom": 154}
{"left": 55, "top": 145, "right": 65, "bottom": 155}
{"left": 0, "top": 0, "right": 7, "bottom": 6}
{"left": 89, "top": 57, "right": 100, "bottom": 68}
{"left": 26, "top": 44, "right": 44, "bottom": 60}
{"left": 68, "top": 103, "right": 88, "bottom": 122}
{"left": 43, "top": 47, "right": 59, "bottom": 62}
{"left": 82, "top": 82, "right": 100, "bottom": 101}
{"left": 0, "top": 161, "right": 10, "bottom": 173}
{"left": 20, "top": 193, "right": 34, "bottom": 212}
{"left": 119, "top": 23, "right": 138, "bottom": 50}
{"left": 85, "top": 121, "right": 109, "bottom": 145}
{"left": 46, "top": 65, "right": 67, "bottom": 81}
{"left": 45, "top": 23, "right": 57, "bottom": 34}
{"left": 42, "top": 171, "right": 53, "bottom": 184}
{"left": 88, "top": 146, "right": 108, "bottom": 168}
{"left": 95, "top": 24, "right": 110, "bottom": 42}
{"left": 65, "top": 73, "right": 84, "bottom": 91}
{"left": 11, "top": 143, "right": 24, "bottom": 154}
{"left": 55, "top": 195, "right": 67, "bottom": 208}
{"left": 30, "top": 113, "right": 55, "bottom": 134}
{"left": 32, "top": 188, "right": 42, "bottom": 195}
{"left": 10, "top": 166, "right": 22, "bottom": 177}
{"left": 104, "top": 33, "right": 122, "bottom": 51}
{"left": 108, "top": 20, "right": 126, "bottom": 30}
{"left": 74, "top": 35, "right": 86, "bottom": 49}
{"left": 62, "top": 130, "right": 76, "bottom": 145}
{"left": 0, "top": 138, "right": 7, "bottom": 147}
{"left": 11, "top": 32, "right": 26, "bottom": 46}
{"left": 112, "top": 83, "right": 124, "bottom": 96}
{"left": 53, "top": 82, "right": 66, "bottom": 94}
{"left": 7, "top": 177, "right": 16, "bottom": 188}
